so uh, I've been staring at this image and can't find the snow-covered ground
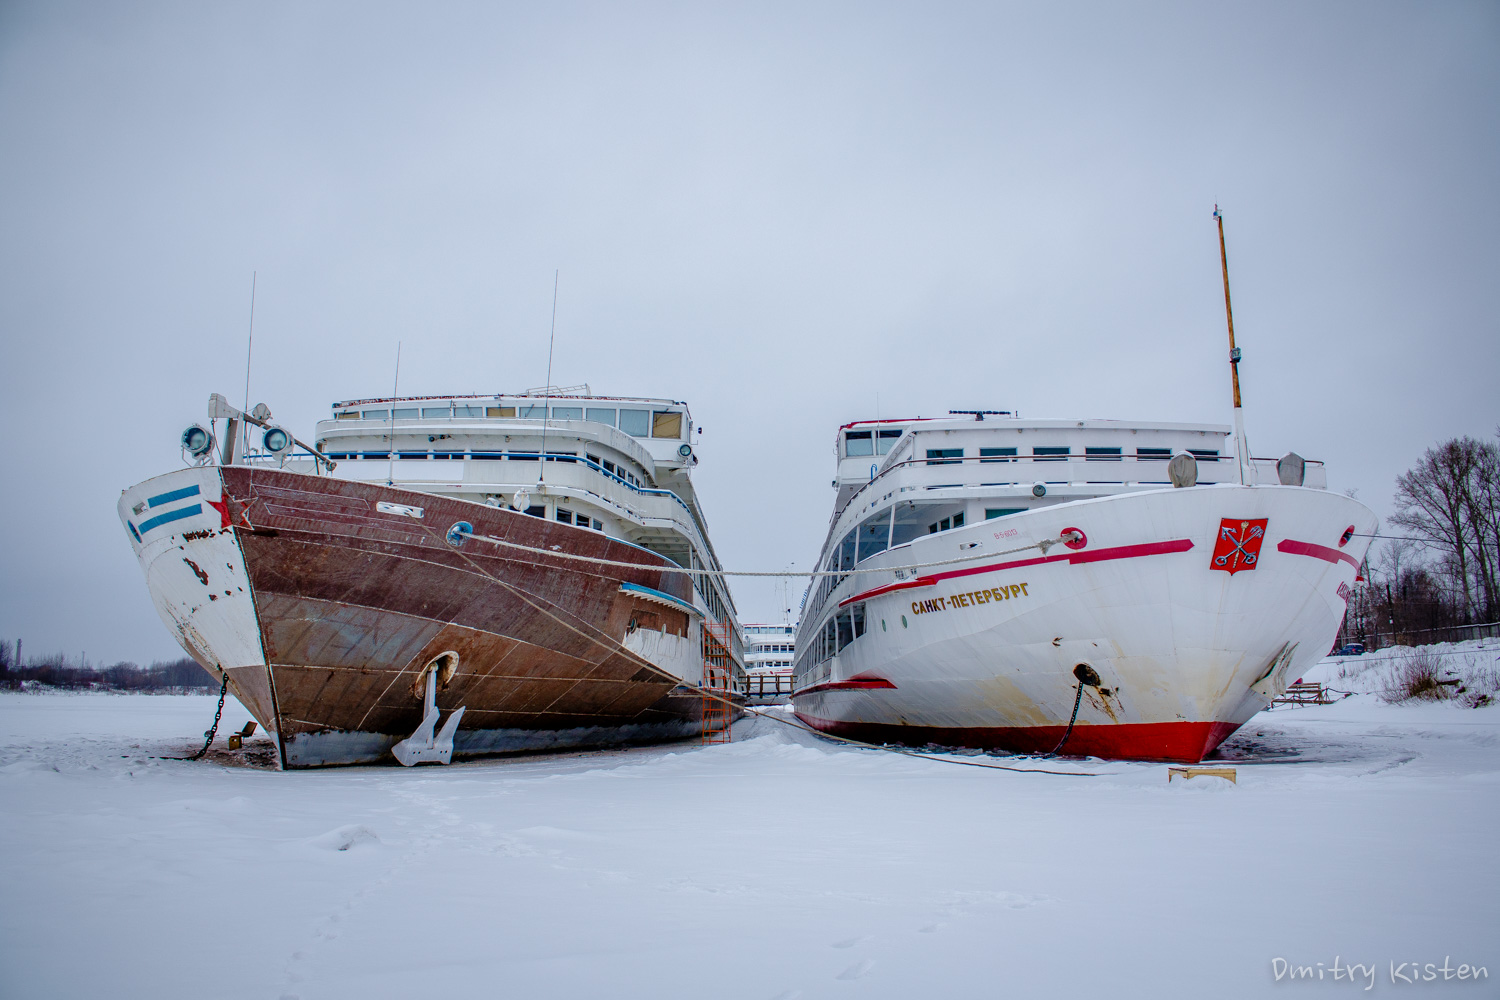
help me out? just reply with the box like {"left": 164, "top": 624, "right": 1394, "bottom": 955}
{"left": 1302, "top": 638, "right": 1500, "bottom": 702}
{"left": 2, "top": 657, "right": 1497, "bottom": 999}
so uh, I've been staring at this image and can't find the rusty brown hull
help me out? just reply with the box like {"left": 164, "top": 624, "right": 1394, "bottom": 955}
{"left": 218, "top": 468, "right": 703, "bottom": 768}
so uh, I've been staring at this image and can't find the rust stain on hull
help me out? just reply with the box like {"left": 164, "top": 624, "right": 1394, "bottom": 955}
{"left": 219, "top": 468, "right": 705, "bottom": 768}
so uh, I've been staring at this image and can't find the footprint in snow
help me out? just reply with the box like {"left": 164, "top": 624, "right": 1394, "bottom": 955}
{"left": 836, "top": 959, "right": 874, "bottom": 980}
{"left": 832, "top": 935, "right": 868, "bottom": 949}
{"left": 307, "top": 824, "right": 380, "bottom": 851}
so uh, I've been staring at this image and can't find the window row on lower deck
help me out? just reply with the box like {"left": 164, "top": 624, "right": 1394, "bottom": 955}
{"left": 921, "top": 446, "right": 1222, "bottom": 464}
{"left": 322, "top": 449, "right": 645, "bottom": 488}
{"left": 806, "top": 497, "right": 1017, "bottom": 618}
{"left": 794, "top": 602, "right": 867, "bottom": 688}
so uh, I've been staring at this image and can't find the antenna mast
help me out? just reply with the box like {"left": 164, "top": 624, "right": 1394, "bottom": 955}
{"left": 386, "top": 341, "right": 401, "bottom": 486}
{"left": 1215, "top": 206, "right": 1251, "bottom": 485}
{"left": 241, "top": 271, "right": 256, "bottom": 457}
{"left": 539, "top": 270, "right": 559, "bottom": 485}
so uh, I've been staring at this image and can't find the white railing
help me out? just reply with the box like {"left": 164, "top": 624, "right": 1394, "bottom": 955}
{"left": 833, "top": 452, "right": 1325, "bottom": 527}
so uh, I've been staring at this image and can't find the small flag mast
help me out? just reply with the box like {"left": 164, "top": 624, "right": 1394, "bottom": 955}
{"left": 1215, "top": 205, "right": 1251, "bottom": 485}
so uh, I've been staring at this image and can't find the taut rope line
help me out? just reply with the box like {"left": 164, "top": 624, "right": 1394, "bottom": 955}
{"left": 416, "top": 522, "right": 1099, "bottom": 777}
{"left": 454, "top": 526, "right": 1082, "bottom": 580}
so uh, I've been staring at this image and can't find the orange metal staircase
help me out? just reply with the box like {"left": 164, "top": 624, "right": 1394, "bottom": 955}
{"left": 701, "top": 621, "right": 733, "bottom": 743}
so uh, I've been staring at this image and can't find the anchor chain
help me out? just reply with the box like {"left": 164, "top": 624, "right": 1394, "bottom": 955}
{"left": 1046, "top": 681, "right": 1086, "bottom": 757}
{"left": 170, "top": 670, "right": 230, "bottom": 761}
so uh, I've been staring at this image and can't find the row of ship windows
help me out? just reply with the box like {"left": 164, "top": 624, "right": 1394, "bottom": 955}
{"left": 798, "top": 603, "right": 868, "bottom": 679}
{"left": 923, "top": 447, "right": 1221, "bottom": 464}
{"left": 338, "top": 406, "right": 685, "bottom": 439}
{"left": 751, "top": 659, "right": 794, "bottom": 668}
{"left": 322, "top": 450, "right": 644, "bottom": 488}
{"left": 844, "top": 430, "right": 903, "bottom": 456}
{"left": 754, "top": 643, "right": 794, "bottom": 653}
{"left": 505, "top": 504, "right": 607, "bottom": 531}
{"left": 806, "top": 503, "right": 1023, "bottom": 617}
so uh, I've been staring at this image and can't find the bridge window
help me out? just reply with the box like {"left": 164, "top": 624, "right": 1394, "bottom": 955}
{"left": 846, "top": 431, "right": 873, "bottom": 457}
{"left": 876, "top": 430, "right": 901, "bottom": 454}
{"left": 652, "top": 411, "right": 683, "bottom": 438}
{"left": 519, "top": 405, "right": 547, "bottom": 418}
{"left": 1189, "top": 449, "right": 1221, "bottom": 462}
{"left": 551, "top": 406, "right": 583, "bottom": 421}
{"left": 619, "top": 408, "right": 650, "bottom": 436}
{"left": 1137, "top": 448, "right": 1170, "bottom": 460}
{"left": 454, "top": 405, "right": 483, "bottom": 417}
{"left": 926, "top": 448, "right": 962, "bottom": 466}
{"left": 421, "top": 407, "right": 450, "bottom": 417}
{"left": 1033, "top": 446, "right": 1069, "bottom": 461}
{"left": 1086, "top": 447, "right": 1122, "bottom": 461}
{"left": 986, "top": 508, "right": 1025, "bottom": 519}
{"left": 486, "top": 406, "right": 516, "bottom": 418}
{"left": 586, "top": 408, "right": 616, "bottom": 426}
{"left": 362, "top": 409, "right": 389, "bottom": 420}
{"left": 980, "top": 447, "right": 1016, "bottom": 463}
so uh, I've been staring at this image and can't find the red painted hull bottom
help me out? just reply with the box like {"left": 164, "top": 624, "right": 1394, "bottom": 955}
{"left": 794, "top": 713, "right": 1243, "bottom": 763}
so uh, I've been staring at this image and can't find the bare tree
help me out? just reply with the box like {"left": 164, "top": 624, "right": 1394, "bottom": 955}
{"left": 1392, "top": 436, "right": 1500, "bottom": 622}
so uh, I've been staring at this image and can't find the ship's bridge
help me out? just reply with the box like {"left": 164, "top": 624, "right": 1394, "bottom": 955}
{"left": 316, "top": 388, "right": 699, "bottom": 475}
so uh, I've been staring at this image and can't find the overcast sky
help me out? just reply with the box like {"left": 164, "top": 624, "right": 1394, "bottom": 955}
{"left": 2, "top": 2, "right": 1496, "bottom": 666}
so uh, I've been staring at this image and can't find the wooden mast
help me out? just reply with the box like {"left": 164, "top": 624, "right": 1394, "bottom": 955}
{"left": 1215, "top": 205, "right": 1251, "bottom": 485}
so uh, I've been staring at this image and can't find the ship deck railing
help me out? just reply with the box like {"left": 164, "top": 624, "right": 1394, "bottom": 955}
{"left": 831, "top": 452, "right": 1326, "bottom": 531}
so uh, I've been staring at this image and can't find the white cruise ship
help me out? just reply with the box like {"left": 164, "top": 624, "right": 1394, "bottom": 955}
{"left": 790, "top": 412, "right": 1375, "bottom": 762}
{"left": 744, "top": 623, "right": 796, "bottom": 700}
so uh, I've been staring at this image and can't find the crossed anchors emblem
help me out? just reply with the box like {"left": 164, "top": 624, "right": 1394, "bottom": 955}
{"left": 1212, "top": 518, "right": 1267, "bottom": 574}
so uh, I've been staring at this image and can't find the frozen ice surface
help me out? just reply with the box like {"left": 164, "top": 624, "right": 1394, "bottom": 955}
{"left": 1, "top": 672, "right": 1496, "bottom": 999}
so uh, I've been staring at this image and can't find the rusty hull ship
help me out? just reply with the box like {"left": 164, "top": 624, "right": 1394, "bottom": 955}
{"left": 119, "top": 389, "right": 747, "bottom": 768}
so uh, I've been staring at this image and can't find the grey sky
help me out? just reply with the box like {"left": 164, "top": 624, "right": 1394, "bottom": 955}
{"left": 2, "top": 2, "right": 1496, "bottom": 665}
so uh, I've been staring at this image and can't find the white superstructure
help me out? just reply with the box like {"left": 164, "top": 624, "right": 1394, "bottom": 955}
{"left": 791, "top": 411, "right": 1373, "bottom": 761}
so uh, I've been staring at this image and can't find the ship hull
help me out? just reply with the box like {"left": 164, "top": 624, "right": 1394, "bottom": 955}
{"left": 792, "top": 485, "right": 1376, "bottom": 762}
{"left": 119, "top": 466, "right": 712, "bottom": 768}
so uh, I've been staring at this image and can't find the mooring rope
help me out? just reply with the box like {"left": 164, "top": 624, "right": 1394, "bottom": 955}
{"left": 452, "top": 524, "right": 1080, "bottom": 579}
{"left": 412, "top": 521, "right": 1099, "bottom": 777}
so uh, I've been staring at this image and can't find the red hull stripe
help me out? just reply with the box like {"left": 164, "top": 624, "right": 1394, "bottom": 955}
{"left": 841, "top": 538, "right": 1194, "bottom": 607}
{"left": 1277, "top": 538, "right": 1359, "bottom": 569}
{"left": 794, "top": 711, "right": 1241, "bottom": 764}
{"left": 793, "top": 674, "right": 898, "bottom": 697}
